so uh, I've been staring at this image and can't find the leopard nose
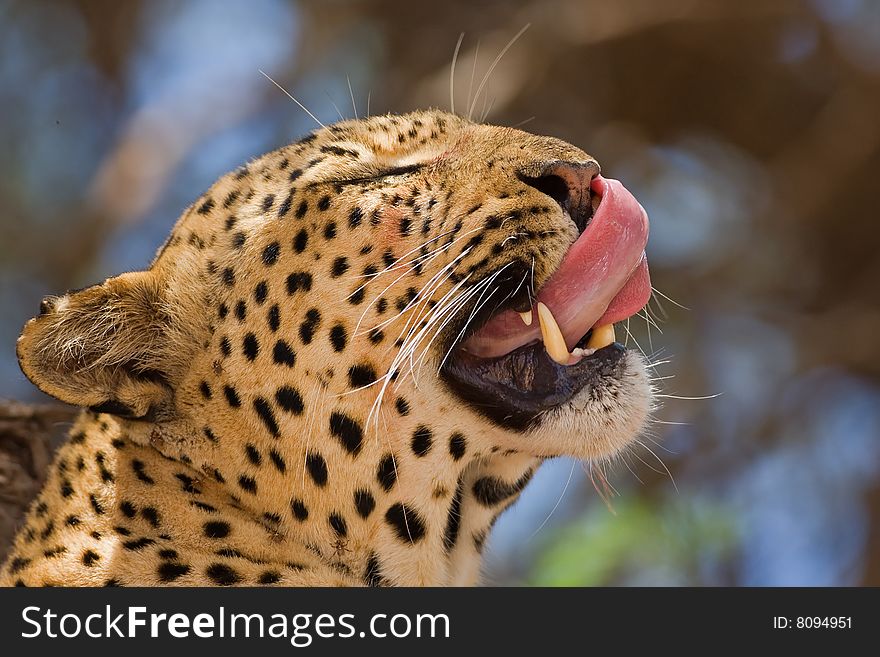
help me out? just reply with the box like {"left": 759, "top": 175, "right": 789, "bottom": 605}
{"left": 519, "top": 159, "right": 600, "bottom": 233}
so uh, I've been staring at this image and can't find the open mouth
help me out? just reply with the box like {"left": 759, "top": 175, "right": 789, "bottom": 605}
{"left": 441, "top": 176, "right": 651, "bottom": 429}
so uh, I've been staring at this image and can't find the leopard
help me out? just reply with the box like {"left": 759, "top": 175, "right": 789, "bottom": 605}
{"left": 1, "top": 109, "right": 654, "bottom": 586}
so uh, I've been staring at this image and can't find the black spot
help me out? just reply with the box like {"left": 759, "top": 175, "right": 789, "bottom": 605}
{"left": 278, "top": 191, "right": 293, "bottom": 218}
{"left": 204, "top": 520, "right": 231, "bottom": 539}
{"left": 449, "top": 432, "right": 467, "bottom": 461}
{"left": 295, "top": 200, "right": 308, "bottom": 219}
{"left": 348, "top": 286, "right": 365, "bottom": 305}
{"left": 81, "top": 550, "right": 100, "bottom": 567}
{"left": 197, "top": 198, "right": 215, "bottom": 214}
{"left": 44, "top": 546, "right": 67, "bottom": 558}
{"left": 444, "top": 478, "right": 464, "bottom": 552}
{"left": 245, "top": 443, "right": 262, "bottom": 466}
{"left": 411, "top": 426, "right": 433, "bottom": 457}
{"left": 224, "top": 385, "right": 241, "bottom": 408}
{"left": 60, "top": 479, "right": 74, "bottom": 498}
{"left": 364, "top": 553, "right": 383, "bottom": 587}
{"left": 232, "top": 231, "right": 246, "bottom": 249}
{"left": 238, "top": 475, "right": 257, "bottom": 494}
{"left": 328, "top": 513, "right": 348, "bottom": 537}
{"left": 291, "top": 499, "right": 309, "bottom": 521}
{"left": 123, "top": 537, "right": 155, "bottom": 551}
{"left": 253, "top": 397, "right": 280, "bottom": 438}
{"left": 391, "top": 399, "right": 411, "bottom": 420}
{"left": 286, "top": 271, "right": 313, "bottom": 295}
{"left": 242, "top": 333, "right": 259, "bottom": 360}
{"left": 158, "top": 562, "right": 191, "bottom": 582}
{"left": 348, "top": 207, "right": 364, "bottom": 228}
{"left": 364, "top": 327, "right": 383, "bottom": 344}
{"left": 293, "top": 229, "right": 308, "bottom": 252}
{"left": 354, "top": 490, "right": 375, "bottom": 519}
{"left": 191, "top": 501, "right": 217, "bottom": 513}
{"left": 222, "top": 267, "right": 235, "bottom": 287}
{"left": 132, "top": 460, "right": 155, "bottom": 485}
{"left": 254, "top": 281, "right": 268, "bottom": 304}
{"left": 159, "top": 549, "right": 178, "bottom": 560}
{"left": 399, "top": 216, "right": 412, "bottom": 236}
{"left": 377, "top": 297, "right": 388, "bottom": 313}
{"left": 376, "top": 454, "right": 397, "bottom": 492}
{"left": 348, "top": 363, "right": 376, "bottom": 389}
{"left": 220, "top": 336, "right": 231, "bottom": 356}
{"left": 289, "top": 168, "right": 303, "bottom": 181}
{"left": 64, "top": 514, "right": 81, "bottom": 527}
{"left": 324, "top": 221, "right": 337, "bottom": 240}
{"left": 299, "top": 308, "right": 321, "bottom": 344}
{"left": 262, "top": 194, "right": 275, "bottom": 212}
{"left": 306, "top": 453, "right": 328, "bottom": 487}
{"left": 268, "top": 449, "right": 286, "bottom": 473}
{"left": 472, "top": 471, "right": 534, "bottom": 506}
{"left": 40, "top": 519, "right": 55, "bottom": 539}
{"left": 272, "top": 340, "right": 295, "bottom": 366}
{"left": 385, "top": 503, "right": 426, "bottom": 543}
{"left": 175, "top": 473, "right": 201, "bottom": 494}
{"left": 258, "top": 571, "right": 281, "bottom": 585}
{"left": 275, "top": 386, "right": 304, "bottom": 415}
{"left": 199, "top": 381, "right": 212, "bottom": 399}
{"left": 114, "top": 526, "right": 131, "bottom": 537}
{"left": 331, "top": 256, "right": 349, "bottom": 277}
{"left": 206, "top": 563, "right": 242, "bottom": 586}
{"left": 218, "top": 303, "right": 228, "bottom": 319}
{"left": 329, "top": 412, "right": 363, "bottom": 455}
{"left": 268, "top": 304, "right": 281, "bottom": 331}
{"left": 9, "top": 556, "right": 31, "bottom": 574}
{"left": 262, "top": 241, "right": 280, "bottom": 266}
{"left": 318, "top": 195, "right": 331, "bottom": 211}
{"left": 223, "top": 190, "right": 240, "bottom": 208}
{"left": 204, "top": 427, "right": 217, "bottom": 443}
{"left": 330, "top": 324, "right": 347, "bottom": 351}
{"left": 141, "top": 507, "right": 161, "bottom": 527}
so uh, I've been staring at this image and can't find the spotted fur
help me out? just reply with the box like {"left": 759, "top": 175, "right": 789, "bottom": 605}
{"left": 2, "top": 111, "right": 651, "bottom": 586}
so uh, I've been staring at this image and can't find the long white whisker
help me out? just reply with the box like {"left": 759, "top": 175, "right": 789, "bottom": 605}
{"left": 259, "top": 70, "right": 326, "bottom": 128}
{"left": 347, "top": 76, "right": 358, "bottom": 119}
{"left": 529, "top": 459, "right": 576, "bottom": 539}
{"left": 467, "top": 24, "right": 530, "bottom": 121}
{"left": 450, "top": 32, "right": 465, "bottom": 115}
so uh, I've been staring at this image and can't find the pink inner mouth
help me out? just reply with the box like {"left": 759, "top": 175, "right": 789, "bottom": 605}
{"left": 462, "top": 175, "right": 651, "bottom": 358}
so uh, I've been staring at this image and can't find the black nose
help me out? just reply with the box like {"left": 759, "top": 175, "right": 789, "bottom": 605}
{"left": 519, "top": 160, "right": 600, "bottom": 233}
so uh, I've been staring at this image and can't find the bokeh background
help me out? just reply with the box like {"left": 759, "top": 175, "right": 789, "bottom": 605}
{"left": 2, "top": 0, "right": 879, "bottom": 585}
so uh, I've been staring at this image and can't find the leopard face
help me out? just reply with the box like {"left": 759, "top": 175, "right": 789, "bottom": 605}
{"left": 7, "top": 110, "right": 653, "bottom": 586}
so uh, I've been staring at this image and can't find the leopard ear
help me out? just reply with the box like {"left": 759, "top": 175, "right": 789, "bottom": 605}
{"left": 17, "top": 271, "right": 174, "bottom": 419}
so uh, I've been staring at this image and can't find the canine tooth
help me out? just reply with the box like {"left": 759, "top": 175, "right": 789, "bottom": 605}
{"left": 536, "top": 302, "right": 571, "bottom": 365}
{"left": 518, "top": 309, "right": 533, "bottom": 326}
{"left": 586, "top": 323, "right": 616, "bottom": 350}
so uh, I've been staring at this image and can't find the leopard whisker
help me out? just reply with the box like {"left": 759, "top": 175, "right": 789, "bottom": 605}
{"left": 347, "top": 76, "right": 358, "bottom": 120}
{"left": 467, "top": 24, "right": 530, "bottom": 121}
{"left": 450, "top": 32, "right": 465, "bottom": 115}
{"left": 259, "top": 69, "right": 326, "bottom": 129}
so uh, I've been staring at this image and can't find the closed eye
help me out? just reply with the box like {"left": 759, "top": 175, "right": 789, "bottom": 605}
{"left": 324, "top": 163, "right": 424, "bottom": 187}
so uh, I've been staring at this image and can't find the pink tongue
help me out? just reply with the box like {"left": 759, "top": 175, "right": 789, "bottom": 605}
{"left": 463, "top": 176, "right": 651, "bottom": 358}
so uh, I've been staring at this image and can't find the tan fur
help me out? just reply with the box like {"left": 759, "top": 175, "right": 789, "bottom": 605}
{"left": 2, "top": 111, "right": 651, "bottom": 586}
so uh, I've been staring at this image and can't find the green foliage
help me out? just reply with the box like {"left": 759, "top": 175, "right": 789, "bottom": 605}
{"left": 529, "top": 495, "right": 738, "bottom": 586}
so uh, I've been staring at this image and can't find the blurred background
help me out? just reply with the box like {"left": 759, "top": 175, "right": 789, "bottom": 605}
{"left": 1, "top": 0, "right": 879, "bottom": 585}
